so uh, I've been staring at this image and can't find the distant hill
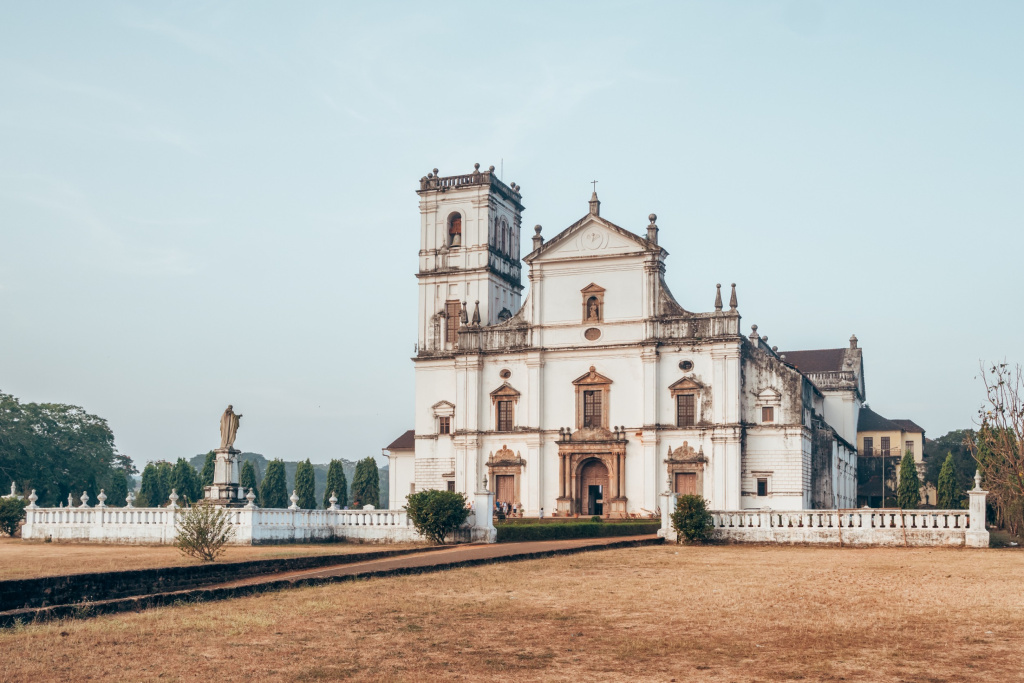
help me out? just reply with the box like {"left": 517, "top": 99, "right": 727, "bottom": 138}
{"left": 189, "top": 452, "right": 389, "bottom": 508}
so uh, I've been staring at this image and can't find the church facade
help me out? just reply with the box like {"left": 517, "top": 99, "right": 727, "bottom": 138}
{"left": 386, "top": 165, "right": 859, "bottom": 517}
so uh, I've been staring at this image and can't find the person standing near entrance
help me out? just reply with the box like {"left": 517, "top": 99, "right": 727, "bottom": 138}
{"left": 539, "top": 507, "right": 544, "bottom": 519}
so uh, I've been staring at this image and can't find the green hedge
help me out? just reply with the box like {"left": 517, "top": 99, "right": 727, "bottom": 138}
{"left": 496, "top": 521, "right": 660, "bottom": 543}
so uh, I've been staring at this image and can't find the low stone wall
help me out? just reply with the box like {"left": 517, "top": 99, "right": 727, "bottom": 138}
{"left": 658, "top": 485, "right": 990, "bottom": 548}
{"left": 0, "top": 546, "right": 447, "bottom": 612}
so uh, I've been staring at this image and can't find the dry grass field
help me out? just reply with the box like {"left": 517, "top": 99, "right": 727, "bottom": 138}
{"left": 0, "top": 538, "right": 424, "bottom": 580}
{"left": 1, "top": 544, "right": 1021, "bottom": 682}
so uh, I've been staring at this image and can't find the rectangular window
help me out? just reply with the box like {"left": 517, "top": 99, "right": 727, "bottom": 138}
{"left": 757, "top": 478, "right": 768, "bottom": 496}
{"left": 445, "top": 300, "right": 461, "bottom": 343}
{"left": 438, "top": 416, "right": 451, "bottom": 435}
{"left": 880, "top": 436, "right": 891, "bottom": 456}
{"left": 906, "top": 440, "right": 914, "bottom": 455}
{"left": 497, "top": 400, "right": 514, "bottom": 432}
{"left": 863, "top": 437, "right": 873, "bottom": 456}
{"left": 676, "top": 394, "right": 695, "bottom": 427}
{"left": 761, "top": 406, "right": 774, "bottom": 423}
{"left": 583, "top": 390, "right": 602, "bottom": 428}
{"left": 446, "top": 480, "right": 455, "bottom": 492}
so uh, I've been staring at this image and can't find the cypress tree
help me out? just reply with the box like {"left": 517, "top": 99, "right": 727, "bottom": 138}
{"left": 351, "top": 457, "right": 380, "bottom": 509}
{"left": 106, "top": 471, "right": 129, "bottom": 507}
{"left": 156, "top": 461, "right": 174, "bottom": 506}
{"left": 897, "top": 450, "right": 921, "bottom": 509}
{"left": 138, "top": 463, "right": 160, "bottom": 507}
{"left": 323, "top": 459, "right": 348, "bottom": 508}
{"left": 171, "top": 457, "right": 202, "bottom": 504}
{"left": 295, "top": 459, "right": 316, "bottom": 509}
{"left": 937, "top": 452, "right": 959, "bottom": 510}
{"left": 240, "top": 460, "right": 259, "bottom": 500}
{"left": 200, "top": 451, "right": 216, "bottom": 487}
{"left": 260, "top": 459, "right": 289, "bottom": 509}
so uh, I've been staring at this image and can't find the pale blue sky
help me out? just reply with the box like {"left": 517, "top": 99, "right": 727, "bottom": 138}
{"left": 2, "top": 2, "right": 1021, "bottom": 468}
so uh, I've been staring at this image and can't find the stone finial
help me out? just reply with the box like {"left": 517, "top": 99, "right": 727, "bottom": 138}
{"left": 761, "top": 336, "right": 768, "bottom": 344}
{"left": 750, "top": 324, "right": 759, "bottom": 341}
{"left": 27, "top": 490, "right": 38, "bottom": 509}
{"left": 714, "top": 284, "right": 723, "bottom": 312}
{"left": 289, "top": 490, "right": 300, "bottom": 510}
{"left": 80, "top": 491, "right": 90, "bottom": 508}
{"left": 488, "top": 165, "right": 495, "bottom": 172}
{"left": 483, "top": 475, "right": 488, "bottom": 491}
{"left": 246, "top": 488, "right": 257, "bottom": 509}
{"left": 168, "top": 489, "right": 179, "bottom": 509}
{"left": 532, "top": 224, "right": 544, "bottom": 250}
{"left": 647, "top": 213, "right": 658, "bottom": 245}
{"left": 589, "top": 190, "right": 601, "bottom": 216}
{"left": 474, "top": 162, "right": 480, "bottom": 172}
{"left": 96, "top": 490, "right": 107, "bottom": 508}
{"left": 432, "top": 167, "right": 439, "bottom": 175}
{"left": 729, "top": 283, "right": 738, "bottom": 311}
{"left": 974, "top": 471, "right": 982, "bottom": 491}
{"left": 460, "top": 301, "right": 469, "bottom": 325}
{"left": 472, "top": 300, "right": 481, "bottom": 326}
{"left": 328, "top": 492, "right": 339, "bottom": 511}
{"left": 772, "top": 346, "right": 778, "bottom": 353}
{"left": 850, "top": 334, "right": 858, "bottom": 349}
{"left": 8, "top": 482, "right": 13, "bottom": 497}
{"left": 125, "top": 491, "right": 135, "bottom": 508}
{"left": 67, "top": 493, "right": 73, "bottom": 508}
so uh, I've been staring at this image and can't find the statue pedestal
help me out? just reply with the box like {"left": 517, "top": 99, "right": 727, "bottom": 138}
{"left": 204, "top": 448, "right": 246, "bottom": 507}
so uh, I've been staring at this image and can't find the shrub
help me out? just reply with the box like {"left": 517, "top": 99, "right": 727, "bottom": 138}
{"left": 260, "top": 459, "right": 288, "bottom": 508}
{"left": 0, "top": 498, "right": 28, "bottom": 537}
{"left": 405, "top": 489, "right": 470, "bottom": 544}
{"left": 897, "top": 451, "right": 921, "bottom": 509}
{"left": 671, "top": 494, "right": 714, "bottom": 544}
{"left": 323, "top": 459, "right": 348, "bottom": 509}
{"left": 590, "top": 515, "right": 602, "bottom": 523}
{"left": 295, "top": 459, "right": 316, "bottom": 509}
{"left": 495, "top": 521, "right": 660, "bottom": 543}
{"left": 174, "top": 503, "right": 234, "bottom": 562}
{"left": 351, "top": 457, "right": 380, "bottom": 509}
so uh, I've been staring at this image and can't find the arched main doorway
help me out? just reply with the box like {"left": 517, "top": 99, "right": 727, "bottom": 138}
{"left": 579, "top": 459, "right": 609, "bottom": 516}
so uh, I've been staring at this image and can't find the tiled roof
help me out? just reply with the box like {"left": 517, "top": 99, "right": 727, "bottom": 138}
{"left": 858, "top": 406, "right": 903, "bottom": 432}
{"left": 891, "top": 419, "right": 925, "bottom": 434}
{"left": 779, "top": 348, "right": 847, "bottom": 374}
{"left": 385, "top": 429, "right": 415, "bottom": 451}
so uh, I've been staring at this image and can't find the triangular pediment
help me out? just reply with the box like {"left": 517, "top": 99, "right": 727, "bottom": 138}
{"left": 572, "top": 366, "right": 613, "bottom": 386}
{"left": 669, "top": 378, "right": 701, "bottom": 392}
{"left": 525, "top": 213, "right": 660, "bottom": 263}
{"left": 489, "top": 382, "right": 521, "bottom": 401}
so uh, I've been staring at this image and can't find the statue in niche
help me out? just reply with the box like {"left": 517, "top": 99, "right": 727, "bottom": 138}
{"left": 586, "top": 296, "right": 600, "bottom": 321}
{"left": 219, "top": 405, "right": 243, "bottom": 450}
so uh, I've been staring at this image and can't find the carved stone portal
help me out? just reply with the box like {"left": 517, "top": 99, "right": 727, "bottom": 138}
{"left": 556, "top": 429, "right": 627, "bottom": 518}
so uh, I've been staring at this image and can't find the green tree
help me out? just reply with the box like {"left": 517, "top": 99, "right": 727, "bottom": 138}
{"left": 0, "top": 391, "right": 136, "bottom": 506}
{"left": 404, "top": 489, "right": 469, "bottom": 544}
{"left": 937, "top": 453, "right": 960, "bottom": 509}
{"left": 171, "top": 457, "right": 202, "bottom": 504}
{"left": 351, "top": 457, "right": 380, "bottom": 508}
{"left": 157, "top": 461, "right": 174, "bottom": 505}
{"left": 199, "top": 451, "right": 216, "bottom": 487}
{"left": 897, "top": 450, "right": 921, "bottom": 509}
{"left": 295, "top": 459, "right": 316, "bottom": 509}
{"left": 105, "top": 471, "right": 130, "bottom": 507}
{"left": 323, "top": 459, "right": 348, "bottom": 508}
{"left": 671, "top": 494, "right": 714, "bottom": 543}
{"left": 240, "top": 460, "right": 259, "bottom": 500}
{"left": 138, "top": 462, "right": 165, "bottom": 507}
{"left": 260, "top": 459, "right": 288, "bottom": 509}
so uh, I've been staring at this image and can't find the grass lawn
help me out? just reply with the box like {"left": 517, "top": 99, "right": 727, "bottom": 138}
{"left": 1, "top": 543, "right": 1021, "bottom": 682}
{"left": 0, "top": 538, "right": 426, "bottom": 581}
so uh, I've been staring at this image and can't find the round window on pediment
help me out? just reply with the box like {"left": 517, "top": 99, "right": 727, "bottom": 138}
{"left": 679, "top": 360, "right": 694, "bottom": 371}
{"left": 584, "top": 328, "right": 602, "bottom": 341}
{"left": 499, "top": 369, "right": 512, "bottom": 379}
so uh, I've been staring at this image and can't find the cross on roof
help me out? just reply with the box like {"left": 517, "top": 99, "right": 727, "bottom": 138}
{"left": 591, "top": 179, "right": 598, "bottom": 192}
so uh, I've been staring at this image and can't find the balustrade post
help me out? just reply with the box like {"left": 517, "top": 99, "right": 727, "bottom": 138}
{"left": 965, "top": 472, "right": 990, "bottom": 548}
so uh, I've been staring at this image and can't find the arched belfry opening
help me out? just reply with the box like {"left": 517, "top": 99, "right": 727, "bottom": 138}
{"left": 448, "top": 212, "right": 462, "bottom": 247}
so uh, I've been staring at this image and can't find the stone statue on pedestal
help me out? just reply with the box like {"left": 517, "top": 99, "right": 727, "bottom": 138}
{"left": 219, "top": 405, "right": 242, "bottom": 450}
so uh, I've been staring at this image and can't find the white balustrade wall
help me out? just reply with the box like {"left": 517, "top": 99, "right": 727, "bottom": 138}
{"left": 21, "top": 506, "right": 475, "bottom": 545}
{"left": 659, "top": 483, "right": 990, "bottom": 548}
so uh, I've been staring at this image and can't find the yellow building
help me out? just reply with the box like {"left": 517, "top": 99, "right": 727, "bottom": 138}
{"left": 857, "top": 406, "right": 931, "bottom": 507}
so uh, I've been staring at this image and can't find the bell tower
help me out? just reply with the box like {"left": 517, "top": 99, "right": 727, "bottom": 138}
{"left": 415, "top": 164, "right": 525, "bottom": 353}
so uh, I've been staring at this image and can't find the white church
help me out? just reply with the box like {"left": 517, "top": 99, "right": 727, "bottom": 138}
{"left": 385, "top": 164, "right": 860, "bottom": 517}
